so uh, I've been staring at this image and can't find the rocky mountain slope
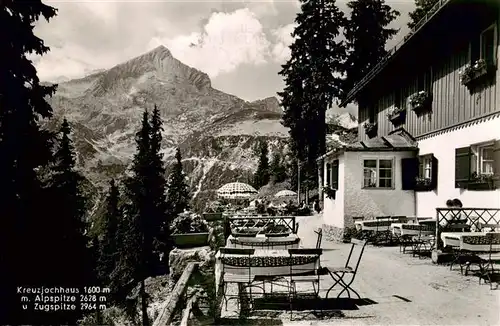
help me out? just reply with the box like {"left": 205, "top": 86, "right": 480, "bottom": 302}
{"left": 45, "top": 45, "right": 357, "bottom": 211}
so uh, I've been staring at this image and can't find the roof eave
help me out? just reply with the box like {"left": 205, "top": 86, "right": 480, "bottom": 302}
{"left": 339, "top": 0, "right": 455, "bottom": 108}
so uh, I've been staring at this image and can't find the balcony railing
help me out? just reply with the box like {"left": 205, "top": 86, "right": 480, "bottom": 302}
{"left": 342, "top": 0, "right": 452, "bottom": 105}
{"left": 435, "top": 207, "right": 500, "bottom": 249}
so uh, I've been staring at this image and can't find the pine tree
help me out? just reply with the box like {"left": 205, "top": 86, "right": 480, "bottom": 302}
{"left": 149, "top": 105, "right": 170, "bottom": 273}
{"left": 342, "top": 0, "right": 400, "bottom": 99}
{"left": 253, "top": 141, "right": 270, "bottom": 189}
{"left": 0, "top": 1, "right": 58, "bottom": 323}
{"left": 408, "top": 0, "right": 439, "bottom": 29}
{"left": 278, "top": 0, "right": 347, "bottom": 184}
{"left": 167, "top": 148, "right": 190, "bottom": 216}
{"left": 49, "top": 118, "right": 92, "bottom": 322}
{"left": 270, "top": 152, "right": 287, "bottom": 184}
{"left": 98, "top": 179, "right": 121, "bottom": 288}
{"left": 125, "top": 111, "right": 153, "bottom": 326}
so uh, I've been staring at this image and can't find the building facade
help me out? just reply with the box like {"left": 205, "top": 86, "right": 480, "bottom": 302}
{"left": 320, "top": 0, "right": 500, "bottom": 239}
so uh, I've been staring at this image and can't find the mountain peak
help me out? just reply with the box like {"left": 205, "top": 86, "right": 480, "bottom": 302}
{"left": 147, "top": 45, "right": 172, "bottom": 56}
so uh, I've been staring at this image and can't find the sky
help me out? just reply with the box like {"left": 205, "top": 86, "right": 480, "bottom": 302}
{"left": 33, "top": 0, "right": 416, "bottom": 116}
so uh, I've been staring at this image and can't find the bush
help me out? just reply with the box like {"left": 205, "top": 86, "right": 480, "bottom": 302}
{"left": 170, "top": 211, "right": 209, "bottom": 234}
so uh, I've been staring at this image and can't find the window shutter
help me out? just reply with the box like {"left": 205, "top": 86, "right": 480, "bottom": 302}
{"left": 332, "top": 160, "right": 339, "bottom": 190}
{"left": 494, "top": 140, "right": 500, "bottom": 188}
{"left": 401, "top": 158, "right": 419, "bottom": 190}
{"left": 430, "top": 155, "right": 438, "bottom": 190}
{"left": 326, "top": 163, "right": 331, "bottom": 186}
{"left": 455, "top": 147, "right": 472, "bottom": 188}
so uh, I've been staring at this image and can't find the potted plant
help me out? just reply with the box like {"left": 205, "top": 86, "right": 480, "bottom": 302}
{"left": 170, "top": 212, "right": 210, "bottom": 248}
{"left": 466, "top": 172, "right": 496, "bottom": 191}
{"left": 264, "top": 224, "right": 290, "bottom": 237}
{"left": 409, "top": 91, "right": 432, "bottom": 114}
{"left": 415, "top": 177, "right": 433, "bottom": 191}
{"left": 203, "top": 203, "right": 223, "bottom": 221}
{"left": 459, "top": 59, "right": 490, "bottom": 87}
{"left": 386, "top": 106, "right": 406, "bottom": 125}
{"left": 232, "top": 227, "right": 260, "bottom": 237}
{"left": 363, "top": 122, "right": 377, "bottom": 138}
{"left": 322, "top": 185, "right": 336, "bottom": 200}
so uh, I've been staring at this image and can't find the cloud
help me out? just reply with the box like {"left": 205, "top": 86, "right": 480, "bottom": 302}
{"left": 155, "top": 8, "right": 271, "bottom": 78}
{"left": 270, "top": 23, "right": 296, "bottom": 63}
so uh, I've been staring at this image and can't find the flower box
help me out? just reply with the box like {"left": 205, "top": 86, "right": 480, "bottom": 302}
{"left": 415, "top": 177, "right": 434, "bottom": 192}
{"left": 202, "top": 212, "right": 223, "bottom": 221}
{"left": 459, "top": 59, "right": 493, "bottom": 87}
{"left": 322, "top": 185, "right": 336, "bottom": 200}
{"left": 465, "top": 173, "right": 497, "bottom": 191}
{"left": 409, "top": 91, "right": 432, "bottom": 114}
{"left": 363, "top": 122, "right": 377, "bottom": 138}
{"left": 172, "top": 232, "right": 210, "bottom": 248}
{"left": 387, "top": 107, "right": 406, "bottom": 125}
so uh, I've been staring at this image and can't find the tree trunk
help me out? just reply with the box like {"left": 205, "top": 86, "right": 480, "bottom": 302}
{"left": 140, "top": 279, "right": 149, "bottom": 326}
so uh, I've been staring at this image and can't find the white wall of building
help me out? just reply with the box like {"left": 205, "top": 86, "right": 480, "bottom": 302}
{"left": 416, "top": 116, "right": 500, "bottom": 218}
{"left": 343, "top": 151, "right": 416, "bottom": 224}
{"left": 322, "top": 153, "right": 345, "bottom": 228}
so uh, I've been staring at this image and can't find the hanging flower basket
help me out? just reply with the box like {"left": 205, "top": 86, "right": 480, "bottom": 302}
{"left": 322, "top": 185, "right": 336, "bottom": 200}
{"left": 363, "top": 122, "right": 377, "bottom": 138}
{"left": 409, "top": 91, "right": 432, "bottom": 114}
{"left": 459, "top": 59, "right": 490, "bottom": 87}
{"left": 386, "top": 106, "right": 406, "bottom": 125}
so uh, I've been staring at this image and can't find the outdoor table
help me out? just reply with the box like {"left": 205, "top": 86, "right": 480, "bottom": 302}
{"left": 355, "top": 219, "right": 393, "bottom": 231}
{"left": 215, "top": 248, "right": 320, "bottom": 295}
{"left": 392, "top": 223, "right": 435, "bottom": 237}
{"left": 441, "top": 232, "right": 500, "bottom": 251}
{"left": 226, "top": 234, "right": 300, "bottom": 249}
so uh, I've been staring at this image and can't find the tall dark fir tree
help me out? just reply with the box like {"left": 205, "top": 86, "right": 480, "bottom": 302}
{"left": 167, "top": 148, "right": 190, "bottom": 216}
{"left": 149, "top": 105, "right": 169, "bottom": 272}
{"left": 408, "top": 0, "right": 439, "bottom": 29}
{"left": 279, "top": 0, "right": 347, "bottom": 180}
{"left": 124, "top": 110, "right": 153, "bottom": 326}
{"left": 342, "top": 0, "right": 399, "bottom": 100}
{"left": 253, "top": 141, "right": 270, "bottom": 189}
{"left": 98, "top": 179, "right": 121, "bottom": 290}
{"left": 0, "top": 0, "right": 59, "bottom": 323}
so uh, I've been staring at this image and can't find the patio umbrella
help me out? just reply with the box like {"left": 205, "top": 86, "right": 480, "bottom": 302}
{"left": 217, "top": 182, "right": 258, "bottom": 199}
{"left": 274, "top": 190, "right": 297, "bottom": 198}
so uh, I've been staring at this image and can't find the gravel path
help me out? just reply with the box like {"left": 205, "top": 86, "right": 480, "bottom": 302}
{"left": 220, "top": 214, "right": 500, "bottom": 325}
{"left": 289, "top": 214, "right": 500, "bottom": 326}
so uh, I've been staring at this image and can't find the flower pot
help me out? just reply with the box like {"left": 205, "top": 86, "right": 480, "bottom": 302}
{"left": 466, "top": 181, "right": 495, "bottom": 191}
{"left": 172, "top": 232, "right": 210, "bottom": 248}
{"left": 202, "top": 212, "right": 223, "bottom": 221}
{"left": 388, "top": 110, "right": 406, "bottom": 126}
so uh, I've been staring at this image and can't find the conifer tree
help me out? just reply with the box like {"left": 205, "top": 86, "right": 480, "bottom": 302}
{"left": 408, "top": 0, "right": 439, "bottom": 29}
{"left": 167, "top": 148, "right": 190, "bottom": 216}
{"left": 342, "top": 0, "right": 399, "bottom": 99}
{"left": 149, "top": 105, "right": 169, "bottom": 272}
{"left": 98, "top": 179, "right": 121, "bottom": 288}
{"left": 253, "top": 141, "right": 270, "bottom": 189}
{"left": 124, "top": 111, "right": 153, "bottom": 326}
{"left": 270, "top": 152, "right": 287, "bottom": 184}
{"left": 48, "top": 118, "right": 92, "bottom": 323}
{"left": 0, "top": 1, "right": 58, "bottom": 323}
{"left": 278, "top": 0, "right": 347, "bottom": 184}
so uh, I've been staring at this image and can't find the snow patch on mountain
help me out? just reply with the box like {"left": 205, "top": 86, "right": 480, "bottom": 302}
{"left": 326, "top": 110, "right": 358, "bottom": 129}
{"left": 217, "top": 119, "right": 288, "bottom": 137}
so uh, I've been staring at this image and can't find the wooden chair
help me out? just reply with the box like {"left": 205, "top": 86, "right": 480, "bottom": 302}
{"left": 373, "top": 217, "right": 393, "bottom": 246}
{"left": 324, "top": 239, "right": 368, "bottom": 299}
{"left": 315, "top": 228, "right": 323, "bottom": 249}
{"left": 477, "top": 233, "right": 500, "bottom": 289}
{"left": 412, "top": 222, "right": 437, "bottom": 258}
{"left": 219, "top": 248, "right": 255, "bottom": 311}
{"left": 287, "top": 248, "right": 323, "bottom": 320}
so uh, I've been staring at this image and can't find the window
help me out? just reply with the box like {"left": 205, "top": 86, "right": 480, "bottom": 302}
{"left": 419, "top": 156, "right": 432, "bottom": 179}
{"left": 401, "top": 155, "right": 438, "bottom": 191}
{"left": 363, "top": 159, "right": 393, "bottom": 189}
{"left": 472, "top": 143, "right": 494, "bottom": 175}
{"left": 325, "top": 160, "right": 339, "bottom": 189}
{"left": 455, "top": 141, "right": 499, "bottom": 190}
{"left": 480, "top": 23, "right": 498, "bottom": 66}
